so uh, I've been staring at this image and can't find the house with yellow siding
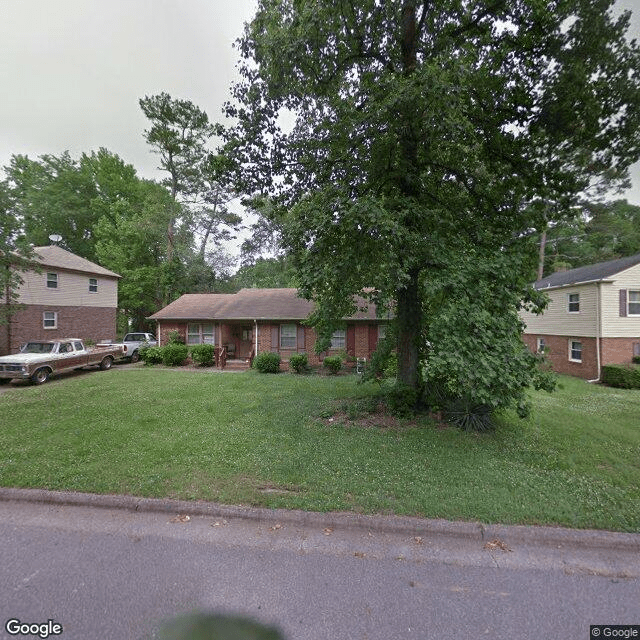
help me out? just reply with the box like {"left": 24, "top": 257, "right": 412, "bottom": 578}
{"left": 1, "top": 245, "right": 120, "bottom": 355}
{"left": 520, "top": 253, "right": 640, "bottom": 379}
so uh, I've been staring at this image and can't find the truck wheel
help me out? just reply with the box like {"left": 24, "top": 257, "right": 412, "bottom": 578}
{"left": 130, "top": 350, "right": 140, "bottom": 363}
{"left": 100, "top": 356, "right": 114, "bottom": 371}
{"left": 31, "top": 368, "right": 50, "bottom": 385}
{"left": 0, "top": 378, "right": 10, "bottom": 385}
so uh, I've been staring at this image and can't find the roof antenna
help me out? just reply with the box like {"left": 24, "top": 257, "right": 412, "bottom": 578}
{"left": 48, "top": 234, "right": 62, "bottom": 245}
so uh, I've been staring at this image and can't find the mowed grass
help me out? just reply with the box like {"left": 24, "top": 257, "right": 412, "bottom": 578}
{"left": 0, "top": 368, "right": 638, "bottom": 531}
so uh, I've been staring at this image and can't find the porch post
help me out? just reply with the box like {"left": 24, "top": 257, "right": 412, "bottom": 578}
{"left": 254, "top": 319, "right": 258, "bottom": 357}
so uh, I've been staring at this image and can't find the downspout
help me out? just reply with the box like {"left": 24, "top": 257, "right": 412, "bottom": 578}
{"left": 588, "top": 282, "right": 601, "bottom": 383}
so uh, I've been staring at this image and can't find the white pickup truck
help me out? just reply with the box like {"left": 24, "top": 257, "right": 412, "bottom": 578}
{"left": 107, "top": 332, "right": 157, "bottom": 363}
{"left": 0, "top": 339, "right": 125, "bottom": 385}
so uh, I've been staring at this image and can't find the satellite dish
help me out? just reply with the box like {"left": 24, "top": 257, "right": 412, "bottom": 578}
{"left": 49, "top": 234, "right": 62, "bottom": 244}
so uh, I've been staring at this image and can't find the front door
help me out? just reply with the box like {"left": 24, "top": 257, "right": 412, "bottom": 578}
{"left": 238, "top": 325, "right": 254, "bottom": 358}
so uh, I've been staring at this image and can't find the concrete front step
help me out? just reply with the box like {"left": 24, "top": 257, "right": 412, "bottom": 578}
{"left": 222, "top": 359, "right": 252, "bottom": 371}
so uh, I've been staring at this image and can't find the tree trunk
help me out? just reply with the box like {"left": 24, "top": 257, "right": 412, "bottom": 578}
{"left": 537, "top": 228, "right": 547, "bottom": 281}
{"left": 396, "top": 269, "right": 421, "bottom": 389}
{"left": 395, "top": 1, "right": 421, "bottom": 391}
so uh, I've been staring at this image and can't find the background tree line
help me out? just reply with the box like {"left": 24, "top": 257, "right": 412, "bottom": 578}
{"left": 0, "top": 94, "right": 298, "bottom": 333}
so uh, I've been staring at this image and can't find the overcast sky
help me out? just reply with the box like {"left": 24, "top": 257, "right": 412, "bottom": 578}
{"left": 1, "top": 0, "right": 639, "bottom": 225}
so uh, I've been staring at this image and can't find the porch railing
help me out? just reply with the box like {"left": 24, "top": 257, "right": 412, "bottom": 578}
{"left": 215, "top": 346, "right": 227, "bottom": 369}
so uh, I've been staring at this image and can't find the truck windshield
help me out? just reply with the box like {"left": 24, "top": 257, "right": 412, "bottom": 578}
{"left": 20, "top": 342, "right": 55, "bottom": 354}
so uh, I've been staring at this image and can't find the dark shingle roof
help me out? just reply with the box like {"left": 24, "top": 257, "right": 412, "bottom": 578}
{"left": 536, "top": 253, "right": 640, "bottom": 289}
{"left": 148, "top": 288, "right": 382, "bottom": 321}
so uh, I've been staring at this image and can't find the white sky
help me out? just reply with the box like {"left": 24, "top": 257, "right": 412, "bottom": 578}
{"left": 1, "top": 0, "right": 639, "bottom": 234}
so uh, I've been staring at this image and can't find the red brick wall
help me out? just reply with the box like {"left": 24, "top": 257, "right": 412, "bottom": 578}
{"left": 523, "top": 334, "right": 598, "bottom": 379}
{"left": 156, "top": 319, "right": 384, "bottom": 370}
{"left": 601, "top": 337, "right": 640, "bottom": 366}
{"left": 1, "top": 304, "right": 117, "bottom": 355}
{"left": 157, "top": 321, "right": 187, "bottom": 346}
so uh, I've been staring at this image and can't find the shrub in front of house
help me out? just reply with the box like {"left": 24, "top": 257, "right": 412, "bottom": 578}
{"left": 601, "top": 364, "right": 640, "bottom": 389}
{"left": 382, "top": 381, "right": 418, "bottom": 417}
{"left": 322, "top": 356, "right": 342, "bottom": 375}
{"left": 288, "top": 353, "right": 309, "bottom": 374}
{"left": 253, "top": 352, "right": 281, "bottom": 373}
{"left": 190, "top": 344, "right": 215, "bottom": 366}
{"left": 139, "top": 346, "right": 163, "bottom": 366}
{"left": 167, "top": 330, "right": 185, "bottom": 345}
{"left": 161, "top": 343, "right": 189, "bottom": 367}
{"left": 633, "top": 355, "right": 640, "bottom": 365}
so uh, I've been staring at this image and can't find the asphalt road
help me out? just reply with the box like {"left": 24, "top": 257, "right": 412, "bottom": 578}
{"left": 1, "top": 499, "right": 638, "bottom": 640}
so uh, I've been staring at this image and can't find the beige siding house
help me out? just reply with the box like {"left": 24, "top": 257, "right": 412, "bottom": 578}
{"left": 1, "top": 245, "right": 120, "bottom": 355}
{"left": 520, "top": 253, "right": 640, "bottom": 379}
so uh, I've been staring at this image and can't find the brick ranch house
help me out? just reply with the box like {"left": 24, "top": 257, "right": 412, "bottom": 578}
{"left": 148, "top": 288, "right": 389, "bottom": 369}
{"left": 520, "top": 253, "right": 640, "bottom": 380}
{"left": 1, "top": 245, "right": 120, "bottom": 356}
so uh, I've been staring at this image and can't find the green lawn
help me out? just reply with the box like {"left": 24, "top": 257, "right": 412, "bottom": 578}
{"left": 1, "top": 367, "right": 638, "bottom": 531}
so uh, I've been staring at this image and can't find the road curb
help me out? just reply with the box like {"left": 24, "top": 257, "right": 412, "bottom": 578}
{"left": 0, "top": 487, "right": 638, "bottom": 552}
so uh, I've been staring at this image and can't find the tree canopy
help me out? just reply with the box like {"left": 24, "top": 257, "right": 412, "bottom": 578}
{"left": 228, "top": 0, "right": 640, "bottom": 417}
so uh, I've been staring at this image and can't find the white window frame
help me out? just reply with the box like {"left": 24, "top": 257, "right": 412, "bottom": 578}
{"left": 89, "top": 278, "right": 98, "bottom": 293}
{"left": 536, "top": 337, "right": 546, "bottom": 354}
{"left": 628, "top": 290, "right": 640, "bottom": 316}
{"left": 378, "top": 324, "right": 387, "bottom": 341}
{"left": 330, "top": 327, "right": 346, "bottom": 350}
{"left": 280, "top": 324, "right": 297, "bottom": 349}
{"left": 43, "top": 311, "right": 57, "bottom": 329}
{"left": 46, "top": 273, "right": 58, "bottom": 289}
{"left": 569, "top": 340, "right": 582, "bottom": 363}
{"left": 567, "top": 293, "right": 580, "bottom": 313}
{"left": 187, "top": 323, "right": 215, "bottom": 345}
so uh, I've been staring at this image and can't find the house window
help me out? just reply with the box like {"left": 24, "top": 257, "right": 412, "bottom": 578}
{"left": 46, "top": 273, "right": 58, "bottom": 289}
{"left": 330, "top": 328, "right": 346, "bottom": 350}
{"left": 187, "top": 323, "right": 215, "bottom": 345}
{"left": 378, "top": 325, "right": 387, "bottom": 341}
{"left": 43, "top": 311, "right": 57, "bottom": 329}
{"left": 280, "top": 324, "right": 297, "bottom": 349}
{"left": 89, "top": 278, "right": 98, "bottom": 293}
{"left": 569, "top": 340, "right": 582, "bottom": 362}
{"left": 629, "top": 291, "right": 640, "bottom": 316}
{"left": 567, "top": 293, "right": 580, "bottom": 313}
{"left": 536, "top": 337, "right": 546, "bottom": 354}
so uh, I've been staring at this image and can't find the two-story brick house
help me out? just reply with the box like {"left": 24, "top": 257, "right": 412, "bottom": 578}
{"left": 520, "top": 253, "right": 640, "bottom": 379}
{"left": 1, "top": 245, "right": 120, "bottom": 355}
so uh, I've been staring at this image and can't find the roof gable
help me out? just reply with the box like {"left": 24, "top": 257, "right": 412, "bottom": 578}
{"left": 32, "top": 246, "right": 120, "bottom": 278}
{"left": 536, "top": 253, "right": 640, "bottom": 289}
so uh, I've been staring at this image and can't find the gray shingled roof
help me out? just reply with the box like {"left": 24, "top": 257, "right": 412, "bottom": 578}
{"left": 148, "top": 288, "right": 383, "bottom": 321}
{"left": 33, "top": 245, "right": 120, "bottom": 278}
{"left": 536, "top": 253, "right": 640, "bottom": 289}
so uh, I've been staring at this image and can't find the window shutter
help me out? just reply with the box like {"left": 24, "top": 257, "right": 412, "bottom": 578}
{"left": 297, "top": 326, "right": 305, "bottom": 351}
{"left": 368, "top": 325, "right": 378, "bottom": 354}
{"left": 620, "top": 289, "right": 627, "bottom": 317}
{"left": 346, "top": 325, "right": 355, "bottom": 356}
{"left": 271, "top": 326, "right": 279, "bottom": 350}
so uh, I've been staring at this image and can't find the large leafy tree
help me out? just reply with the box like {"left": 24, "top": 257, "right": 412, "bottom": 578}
{"left": 228, "top": 0, "right": 640, "bottom": 411}
{"left": 3, "top": 149, "right": 143, "bottom": 262}
{"left": 539, "top": 199, "right": 640, "bottom": 276}
{"left": 139, "top": 93, "right": 241, "bottom": 262}
{"left": 93, "top": 179, "right": 186, "bottom": 329}
{"left": 4, "top": 152, "right": 101, "bottom": 260}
